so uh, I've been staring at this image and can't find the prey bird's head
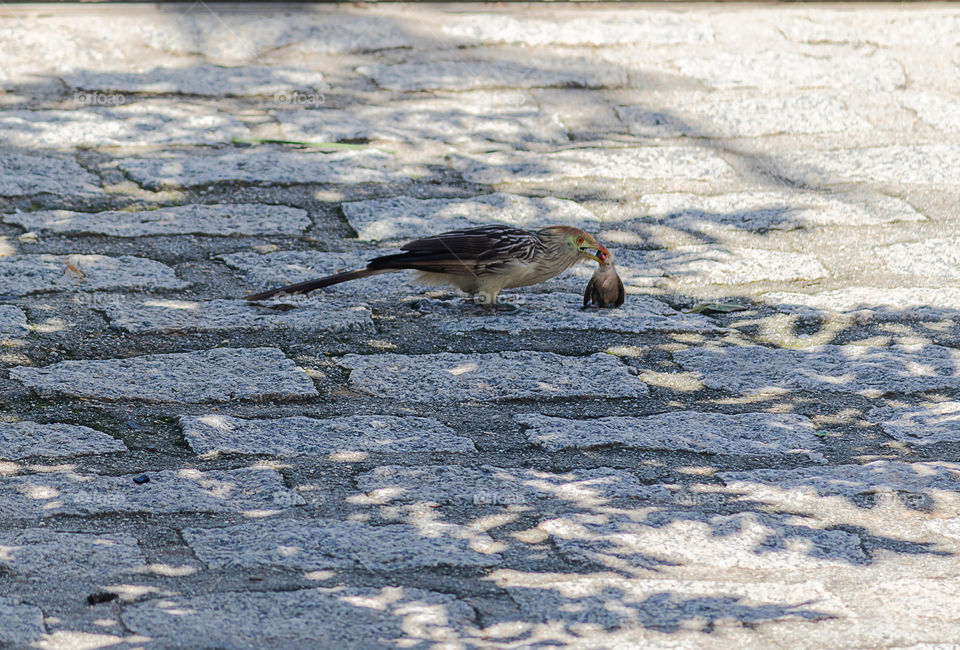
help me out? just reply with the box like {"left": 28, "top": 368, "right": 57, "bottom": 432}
{"left": 540, "top": 226, "right": 610, "bottom": 264}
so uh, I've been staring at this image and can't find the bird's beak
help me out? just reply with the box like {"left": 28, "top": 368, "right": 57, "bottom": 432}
{"left": 581, "top": 243, "right": 610, "bottom": 264}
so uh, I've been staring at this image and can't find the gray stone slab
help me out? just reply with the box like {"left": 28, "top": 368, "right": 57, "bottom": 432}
{"left": 342, "top": 193, "right": 599, "bottom": 242}
{"left": 63, "top": 64, "right": 327, "bottom": 97}
{"left": 220, "top": 250, "right": 419, "bottom": 300}
{"left": 366, "top": 58, "right": 627, "bottom": 92}
{"left": 0, "top": 254, "right": 187, "bottom": 296}
{"left": 501, "top": 575, "right": 846, "bottom": 632}
{"left": 519, "top": 412, "right": 823, "bottom": 458}
{"left": 0, "top": 152, "right": 99, "bottom": 197}
{"left": 672, "top": 49, "right": 905, "bottom": 91}
{"left": 775, "top": 145, "right": 960, "bottom": 186}
{"left": 543, "top": 511, "right": 867, "bottom": 570}
{"left": 10, "top": 347, "right": 318, "bottom": 403}
{"left": 101, "top": 298, "right": 373, "bottom": 335}
{"left": 180, "top": 414, "right": 476, "bottom": 457}
{"left": 620, "top": 191, "right": 923, "bottom": 232}
{"left": 877, "top": 238, "right": 960, "bottom": 280}
{"left": 674, "top": 344, "right": 960, "bottom": 395}
{"left": 182, "top": 518, "right": 499, "bottom": 571}
{"left": 0, "top": 598, "right": 45, "bottom": 644}
{"left": 5, "top": 204, "right": 310, "bottom": 236}
{"left": 0, "top": 421, "right": 126, "bottom": 460}
{"left": 649, "top": 246, "right": 827, "bottom": 284}
{"left": 0, "top": 468, "right": 303, "bottom": 518}
{"left": 900, "top": 92, "right": 960, "bottom": 133}
{"left": 762, "top": 288, "right": 960, "bottom": 318}
{"left": 0, "top": 304, "right": 28, "bottom": 337}
{"left": 356, "top": 465, "right": 668, "bottom": 505}
{"left": 454, "top": 147, "right": 738, "bottom": 185}
{"left": 337, "top": 351, "right": 648, "bottom": 402}
{"left": 443, "top": 12, "right": 714, "bottom": 45}
{"left": 118, "top": 149, "right": 403, "bottom": 190}
{"left": 122, "top": 587, "right": 474, "bottom": 650}
{"left": 719, "top": 460, "right": 960, "bottom": 498}
{"left": 869, "top": 402, "right": 960, "bottom": 445}
{"left": 431, "top": 293, "right": 720, "bottom": 335}
{"left": 0, "top": 529, "right": 144, "bottom": 578}
{"left": 618, "top": 93, "right": 869, "bottom": 138}
{"left": 777, "top": 10, "right": 960, "bottom": 47}
{"left": 0, "top": 102, "right": 249, "bottom": 148}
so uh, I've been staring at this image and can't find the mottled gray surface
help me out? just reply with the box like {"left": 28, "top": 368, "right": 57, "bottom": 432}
{"left": 0, "top": 598, "right": 45, "bottom": 644}
{"left": 337, "top": 351, "right": 649, "bottom": 402}
{"left": 356, "top": 465, "right": 668, "bottom": 505}
{"left": 0, "top": 304, "right": 28, "bottom": 337}
{"left": 5, "top": 204, "right": 310, "bottom": 236}
{"left": 10, "top": 347, "right": 319, "bottom": 402}
{"left": 367, "top": 59, "right": 627, "bottom": 91}
{"left": 675, "top": 344, "right": 960, "bottom": 395}
{"left": 775, "top": 145, "right": 960, "bottom": 186}
{"left": 118, "top": 149, "right": 404, "bottom": 189}
{"left": 181, "top": 414, "right": 476, "bottom": 457}
{"left": 519, "top": 412, "right": 823, "bottom": 457}
{"left": 0, "top": 254, "right": 187, "bottom": 296}
{"left": 762, "top": 288, "right": 960, "bottom": 317}
{"left": 0, "top": 529, "right": 145, "bottom": 578}
{"left": 342, "top": 193, "right": 599, "bottom": 242}
{"left": 869, "top": 402, "right": 960, "bottom": 445}
{"left": 101, "top": 297, "right": 373, "bottom": 334}
{"left": 0, "top": 152, "right": 98, "bottom": 196}
{"left": 649, "top": 246, "right": 828, "bottom": 284}
{"left": 122, "top": 587, "right": 475, "bottom": 650}
{"left": 0, "top": 421, "right": 126, "bottom": 460}
{"left": 877, "top": 238, "right": 960, "bottom": 280}
{"left": 183, "top": 518, "right": 500, "bottom": 571}
{"left": 0, "top": 468, "right": 303, "bottom": 517}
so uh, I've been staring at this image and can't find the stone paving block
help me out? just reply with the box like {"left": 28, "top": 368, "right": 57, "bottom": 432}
{"left": 619, "top": 191, "right": 924, "bottom": 232}
{"left": 0, "top": 529, "right": 144, "bottom": 578}
{"left": 868, "top": 402, "right": 960, "bottom": 445}
{"left": 5, "top": 204, "right": 310, "bottom": 236}
{"left": 366, "top": 58, "right": 627, "bottom": 91}
{"left": 10, "top": 347, "right": 318, "bottom": 403}
{"left": 0, "top": 254, "right": 188, "bottom": 296}
{"left": 337, "top": 351, "right": 648, "bottom": 402}
{"left": 117, "top": 149, "right": 404, "bottom": 190}
{"left": 0, "top": 102, "right": 249, "bottom": 148}
{"left": 122, "top": 587, "right": 474, "bottom": 649}
{"left": 454, "top": 147, "right": 738, "bottom": 185}
{"left": 776, "top": 9, "right": 960, "bottom": 47}
{"left": 542, "top": 510, "right": 868, "bottom": 571}
{"left": 0, "top": 421, "right": 126, "bottom": 460}
{"left": 649, "top": 246, "right": 827, "bottom": 285}
{"left": 877, "top": 238, "right": 960, "bottom": 280}
{"left": 618, "top": 93, "right": 869, "bottom": 138}
{"left": 342, "top": 193, "right": 599, "bottom": 242}
{"left": 220, "top": 250, "right": 418, "bottom": 300}
{"left": 0, "top": 152, "right": 99, "bottom": 197}
{"left": 498, "top": 573, "right": 847, "bottom": 633}
{"left": 63, "top": 64, "right": 327, "bottom": 97}
{"left": 899, "top": 92, "right": 960, "bottom": 133}
{"left": 0, "top": 304, "right": 28, "bottom": 337}
{"left": 431, "top": 294, "right": 720, "bottom": 335}
{"left": 180, "top": 414, "right": 476, "bottom": 457}
{"left": 182, "top": 518, "right": 500, "bottom": 571}
{"left": 519, "top": 412, "right": 823, "bottom": 457}
{"left": 774, "top": 145, "right": 960, "bottom": 186}
{"left": 0, "top": 597, "right": 45, "bottom": 644}
{"left": 101, "top": 298, "right": 373, "bottom": 335}
{"left": 0, "top": 468, "right": 303, "bottom": 518}
{"left": 672, "top": 49, "right": 905, "bottom": 91}
{"left": 356, "top": 465, "right": 668, "bottom": 505}
{"left": 718, "top": 460, "right": 960, "bottom": 498}
{"left": 762, "top": 288, "right": 960, "bottom": 318}
{"left": 443, "top": 12, "right": 715, "bottom": 45}
{"left": 674, "top": 344, "right": 960, "bottom": 395}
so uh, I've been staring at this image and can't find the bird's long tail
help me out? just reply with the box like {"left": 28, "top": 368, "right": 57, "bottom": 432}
{"left": 243, "top": 268, "right": 389, "bottom": 301}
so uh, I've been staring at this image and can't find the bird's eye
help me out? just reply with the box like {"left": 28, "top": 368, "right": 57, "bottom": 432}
{"left": 576, "top": 236, "right": 584, "bottom": 245}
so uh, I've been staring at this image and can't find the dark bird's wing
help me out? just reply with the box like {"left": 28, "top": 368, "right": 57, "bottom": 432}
{"left": 368, "top": 225, "right": 542, "bottom": 276}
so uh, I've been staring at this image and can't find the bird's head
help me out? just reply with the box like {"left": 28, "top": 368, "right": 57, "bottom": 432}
{"left": 541, "top": 226, "right": 610, "bottom": 264}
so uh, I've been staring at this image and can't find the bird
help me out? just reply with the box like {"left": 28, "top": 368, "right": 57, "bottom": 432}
{"left": 243, "top": 224, "right": 610, "bottom": 306}
{"left": 583, "top": 249, "right": 625, "bottom": 309}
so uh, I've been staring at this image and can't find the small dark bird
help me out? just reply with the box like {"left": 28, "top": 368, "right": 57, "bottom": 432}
{"left": 244, "top": 224, "right": 609, "bottom": 305}
{"left": 583, "top": 250, "right": 625, "bottom": 308}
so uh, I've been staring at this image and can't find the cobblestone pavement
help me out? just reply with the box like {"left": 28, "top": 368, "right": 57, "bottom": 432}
{"left": 1, "top": 3, "right": 960, "bottom": 648}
